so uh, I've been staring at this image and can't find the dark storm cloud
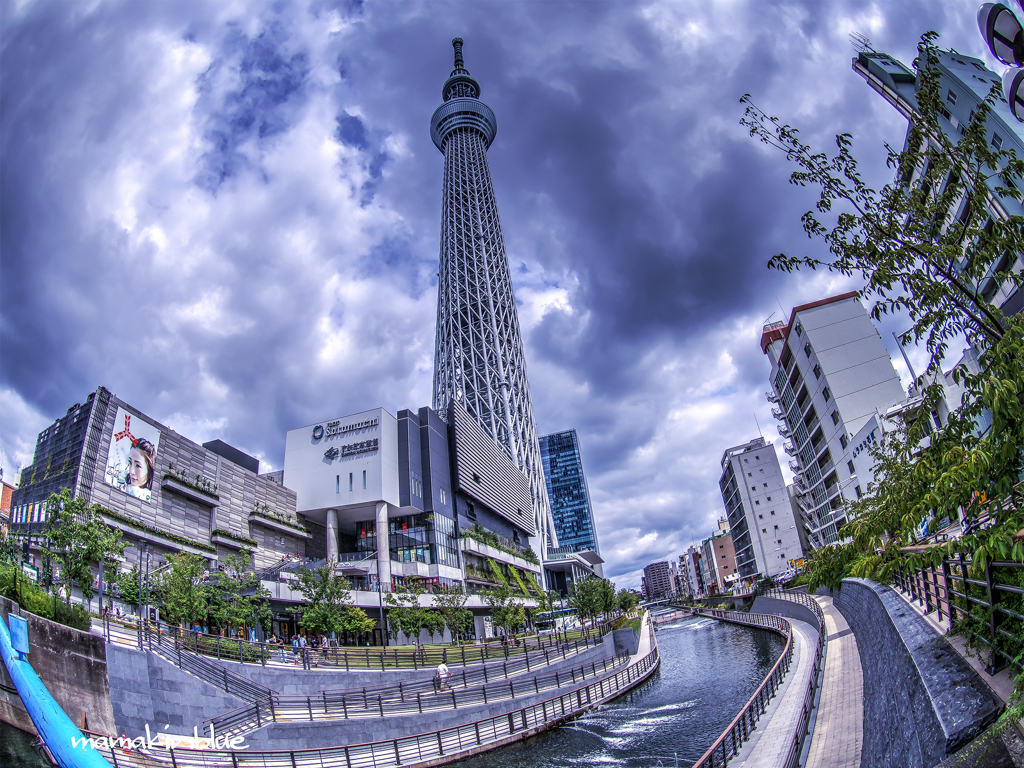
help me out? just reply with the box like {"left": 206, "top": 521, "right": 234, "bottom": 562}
{"left": 0, "top": 0, "right": 989, "bottom": 586}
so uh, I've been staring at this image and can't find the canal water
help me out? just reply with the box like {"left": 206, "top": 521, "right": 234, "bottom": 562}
{"left": 452, "top": 615, "right": 785, "bottom": 768}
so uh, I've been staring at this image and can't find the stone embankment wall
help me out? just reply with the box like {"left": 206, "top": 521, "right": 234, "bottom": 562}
{"left": 0, "top": 595, "right": 116, "bottom": 737}
{"left": 832, "top": 578, "right": 1001, "bottom": 768}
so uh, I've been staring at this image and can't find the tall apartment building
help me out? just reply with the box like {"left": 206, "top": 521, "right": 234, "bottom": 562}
{"left": 718, "top": 437, "right": 805, "bottom": 580}
{"left": 854, "top": 46, "right": 1023, "bottom": 317}
{"left": 642, "top": 560, "right": 673, "bottom": 600}
{"left": 539, "top": 430, "right": 600, "bottom": 558}
{"left": 700, "top": 517, "right": 737, "bottom": 595}
{"left": 761, "top": 293, "right": 906, "bottom": 547}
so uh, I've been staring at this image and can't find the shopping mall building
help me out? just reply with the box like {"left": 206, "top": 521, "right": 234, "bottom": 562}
{"left": 11, "top": 388, "right": 542, "bottom": 641}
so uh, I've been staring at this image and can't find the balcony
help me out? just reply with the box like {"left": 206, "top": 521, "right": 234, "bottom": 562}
{"left": 771, "top": 407, "right": 785, "bottom": 421}
{"left": 783, "top": 440, "right": 798, "bottom": 456}
{"left": 778, "top": 424, "right": 791, "bottom": 438}
{"left": 788, "top": 460, "right": 802, "bottom": 474}
{"left": 765, "top": 391, "right": 780, "bottom": 404}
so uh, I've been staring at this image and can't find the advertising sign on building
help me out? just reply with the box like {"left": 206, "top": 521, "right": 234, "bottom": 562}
{"left": 104, "top": 407, "right": 161, "bottom": 502}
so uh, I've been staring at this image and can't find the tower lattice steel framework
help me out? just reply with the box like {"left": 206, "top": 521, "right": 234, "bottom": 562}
{"left": 430, "top": 38, "right": 556, "bottom": 549}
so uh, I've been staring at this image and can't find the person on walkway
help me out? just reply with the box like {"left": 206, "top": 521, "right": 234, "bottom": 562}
{"left": 437, "top": 661, "right": 450, "bottom": 690}
{"left": 291, "top": 635, "right": 300, "bottom": 664}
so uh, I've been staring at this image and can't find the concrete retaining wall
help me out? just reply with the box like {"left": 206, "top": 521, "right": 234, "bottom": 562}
{"left": 750, "top": 596, "right": 822, "bottom": 632}
{"left": 0, "top": 595, "right": 115, "bottom": 737}
{"left": 833, "top": 578, "right": 1001, "bottom": 767}
{"left": 107, "top": 644, "right": 246, "bottom": 736}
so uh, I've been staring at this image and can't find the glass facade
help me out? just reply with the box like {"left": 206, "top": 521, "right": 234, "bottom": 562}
{"left": 354, "top": 512, "right": 460, "bottom": 569}
{"left": 538, "top": 429, "right": 600, "bottom": 555}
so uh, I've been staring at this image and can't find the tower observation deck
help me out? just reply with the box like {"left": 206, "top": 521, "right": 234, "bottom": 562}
{"left": 430, "top": 38, "right": 556, "bottom": 553}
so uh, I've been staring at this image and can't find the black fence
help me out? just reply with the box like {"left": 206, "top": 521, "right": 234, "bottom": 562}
{"left": 895, "top": 556, "right": 1024, "bottom": 675}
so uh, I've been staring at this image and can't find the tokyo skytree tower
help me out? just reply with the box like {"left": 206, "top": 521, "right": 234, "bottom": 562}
{"left": 430, "top": 38, "right": 556, "bottom": 549}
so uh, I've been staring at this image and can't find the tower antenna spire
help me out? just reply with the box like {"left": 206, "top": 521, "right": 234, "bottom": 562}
{"left": 452, "top": 37, "right": 464, "bottom": 69}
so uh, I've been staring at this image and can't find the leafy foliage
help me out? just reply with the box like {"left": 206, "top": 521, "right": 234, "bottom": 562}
{"left": 40, "top": 489, "right": 126, "bottom": 611}
{"left": 432, "top": 585, "right": 472, "bottom": 644}
{"left": 156, "top": 552, "right": 208, "bottom": 628}
{"left": 295, "top": 558, "right": 352, "bottom": 637}
{"left": 742, "top": 32, "right": 1024, "bottom": 702}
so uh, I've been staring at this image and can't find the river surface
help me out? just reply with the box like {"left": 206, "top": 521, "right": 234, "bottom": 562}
{"left": 452, "top": 615, "right": 785, "bottom": 768}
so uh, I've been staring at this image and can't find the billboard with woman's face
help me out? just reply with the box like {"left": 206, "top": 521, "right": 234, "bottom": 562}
{"left": 104, "top": 407, "right": 161, "bottom": 502}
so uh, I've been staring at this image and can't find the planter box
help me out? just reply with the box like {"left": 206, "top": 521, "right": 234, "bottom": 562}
{"left": 211, "top": 532, "right": 257, "bottom": 550}
{"left": 161, "top": 476, "right": 220, "bottom": 507}
{"left": 248, "top": 513, "right": 312, "bottom": 540}
{"left": 459, "top": 537, "right": 540, "bottom": 573}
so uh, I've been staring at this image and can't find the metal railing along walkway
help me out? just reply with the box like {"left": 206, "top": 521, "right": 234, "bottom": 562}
{"left": 688, "top": 594, "right": 827, "bottom": 768}
{"left": 83, "top": 643, "right": 661, "bottom": 768}
{"left": 100, "top": 615, "right": 612, "bottom": 672}
{"left": 209, "top": 649, "right": 632, "bottom": 737}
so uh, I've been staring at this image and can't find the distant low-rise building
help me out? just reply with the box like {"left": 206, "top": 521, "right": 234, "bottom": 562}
{"left": 700, "top": 517, "right": 737, "bottom": 595}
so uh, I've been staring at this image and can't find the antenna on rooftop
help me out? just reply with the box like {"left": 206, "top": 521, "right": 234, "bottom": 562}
{"left": 850, "top": 32, "right": 875, "bottom": 53}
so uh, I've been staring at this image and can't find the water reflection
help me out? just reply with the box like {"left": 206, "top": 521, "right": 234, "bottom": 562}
{"left": 452, "top": 615, "right": 784, "bottom": 768}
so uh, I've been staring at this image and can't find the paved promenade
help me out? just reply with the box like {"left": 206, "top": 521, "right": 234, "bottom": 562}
{"left": 805, "top": 593, "right": 863, "bottom": 768}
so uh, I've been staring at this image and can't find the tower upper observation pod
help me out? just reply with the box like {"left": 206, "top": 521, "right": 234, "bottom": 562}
{"left": 430, "top": 38, "right": 497, "bottom": 152}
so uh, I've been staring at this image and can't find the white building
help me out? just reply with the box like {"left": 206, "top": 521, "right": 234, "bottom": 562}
{"left": 282, "top": 402, "right": 542, "bottom": 640}
{"left": 761, "top": 293, "right": 906, "bottom": 547}
{"left": 718, "top": 437, "right": 805, "bottom": 580}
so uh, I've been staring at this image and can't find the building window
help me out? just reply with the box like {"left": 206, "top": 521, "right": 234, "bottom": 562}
{"left": 743, "top": 458, "right": 748, "bottom": 463}
{"left": 804, "top": 342, "right": 812, "bottom": 358}
{"left": 795, "top": 323, "right": 802, "bottom": 336}
{"left": 946, "top": 88, "right": 957, "bottom": 105}
{"left": 992, "top": 133, "right": 1003, "bottom": 151}
{"left": 362, "top": 470, "right": 367, "bottom": 490}
{"left": 770, "top": 510, "right": 775, "bottom": 515}
{"left": 440, "top": 488, "right": 447, "bottom": 505}
{"left": 855, "top": 485, "right": 862, "bottom": 499}
{"left": 755, "top": 500, "right": 760, "bottom": 505}
{"left": 759, "top": 514, "right": 763, "bottom": 519}
{"left": 763, "top": 483, "right": 768, "bottom": 488}
{"left": 848, "top": 460, "right": 856, "bottom": 475}
{"left": 839, "top": 434, "right": 849, "bottom": 449}
{"left": 336, "top": 475, "right": 340, "bottom": 494}
{"left": 755, "top": 455, "right": 759, "bottom": 460}
{"left": 831, "top": 411, "right": 839, "bottom": 426}
{"left": 822, "top": 386, "right": 831, "bottom": 401}
{"left": 767, "top": 496, "right": 772, "bottom": 501}
{"left": 762, "top": 528, "right": 767, "bottom": 534}
{"left": 813, "top": 363, "right": 822, "bottom": 379}
{"left": 349, "top": 473, "right": 353, "bottom": 492}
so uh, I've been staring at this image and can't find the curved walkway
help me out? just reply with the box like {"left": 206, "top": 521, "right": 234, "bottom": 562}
{"left": 732, "top": 617, "right": 818, "bottom": 767}
{"left": 805, "top": 592, "right": 863, "bottom": 768}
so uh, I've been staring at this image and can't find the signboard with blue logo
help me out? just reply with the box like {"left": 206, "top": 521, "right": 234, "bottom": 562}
{"left": 9, "top": 614, "right": 29, "bottom": 656}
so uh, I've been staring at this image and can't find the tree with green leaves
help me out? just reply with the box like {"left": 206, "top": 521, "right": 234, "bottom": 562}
{"left": 40, "top": 489, "right": 126, "bottom": 613}
{"left": 568, "top": 577, "right": 606, "bottom": 628}
{"left": 384, "top": 583, "right": 429, "bottom": 645}
{"left": 617, "top": 588, "right": 639, "bottom": 614}
{"left": 483, "top": 585, "right": 527, "bottom": 637}
{"left": 339, "top": 606, "right": 376, "bottom": 644}
{"left": 432, "top": 584, "right": 471, "bottom": 644}
{"left": 295, "top": 558, "right": 352, "bottom": 638}
{"left": 157, "top": 552, "right": 208, "bottom": 629}
{"left": 740, "top": 30, "right": 1024, "bottom": 593}
{"left": 207, "top": 551, "right": 271, "bottom": 636}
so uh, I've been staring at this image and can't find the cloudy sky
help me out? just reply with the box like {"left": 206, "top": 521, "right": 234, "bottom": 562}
{"left": 0, "top": 0, "right": 992, "bottom": 587}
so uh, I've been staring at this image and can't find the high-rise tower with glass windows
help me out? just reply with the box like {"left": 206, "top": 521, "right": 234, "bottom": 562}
{"left": 539, "top": 429, "right": 600, "bottom": 556}
{"left": 429, "top": 38, "right": 556, "bottom": 552}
